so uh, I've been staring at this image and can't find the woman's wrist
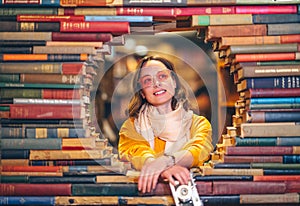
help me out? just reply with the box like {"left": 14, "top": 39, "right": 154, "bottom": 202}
{"left": 164, "top": 154, "right": 176, "bottom": 167}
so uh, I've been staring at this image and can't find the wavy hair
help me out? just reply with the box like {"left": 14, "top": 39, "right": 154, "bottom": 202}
{"left": 127, "top": 55, "right": 189, "bottom": 118}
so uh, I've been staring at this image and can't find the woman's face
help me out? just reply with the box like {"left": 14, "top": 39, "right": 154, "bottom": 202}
{"left": 139, "top": 60, "right": 176, "bottom": 107}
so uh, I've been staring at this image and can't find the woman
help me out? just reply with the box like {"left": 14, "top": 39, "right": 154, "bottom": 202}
{"left": 118, "top": 55, "right": 213, "bottom": 193}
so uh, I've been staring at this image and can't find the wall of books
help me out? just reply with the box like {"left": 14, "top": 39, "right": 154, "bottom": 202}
{"left": 1, "top": 1, "right": 300, "bottom": 205}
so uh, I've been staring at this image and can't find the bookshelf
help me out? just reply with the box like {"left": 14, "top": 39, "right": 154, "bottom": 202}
{"left": 1, "top": 1, "right": 300, "bottom": 206}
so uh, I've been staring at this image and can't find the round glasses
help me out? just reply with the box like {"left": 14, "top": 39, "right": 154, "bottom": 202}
{"left": 139, "top": 70, "right": 171, "bottom": 88}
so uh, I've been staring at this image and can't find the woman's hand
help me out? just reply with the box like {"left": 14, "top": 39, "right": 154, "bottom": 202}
{"left": 138, "top": 156, "right": 170, "bottom": 193}
{"left": 160, "top": 165, "right": 191, "bottom": 186}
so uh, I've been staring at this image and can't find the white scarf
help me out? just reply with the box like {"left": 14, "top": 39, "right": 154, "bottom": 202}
{"left": 134, "top": 103, "right": 193, "bottom": 154}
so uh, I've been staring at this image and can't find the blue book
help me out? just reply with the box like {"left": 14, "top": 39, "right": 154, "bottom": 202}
{"left": 85, "top": 15, "right": 153, "bottom": 22}
{"left": 235, "top": 136, "right": 300, "bottom": 146}
{"left": 237, "top": 76, "right": 300, "bottom": 92}
{"left": 250, "top": 97, "right": 300, "bottom": 105}
{"left": 0, "top": 196, "right": 55, "bottom": 205}
{"left": 283, "top": 155, "right": 300, "bottom": 163}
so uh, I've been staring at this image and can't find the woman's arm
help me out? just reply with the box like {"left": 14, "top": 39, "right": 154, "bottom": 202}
{"left": 118, "top": 118, "right": 157, "bottom": 170}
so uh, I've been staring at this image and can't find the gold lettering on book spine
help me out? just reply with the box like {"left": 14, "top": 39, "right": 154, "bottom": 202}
{"left": 20, "top": 23, "right": 35, "bottom": 31}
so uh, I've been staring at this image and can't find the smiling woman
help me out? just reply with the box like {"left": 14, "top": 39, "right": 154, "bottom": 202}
{"left": 118, "top": 55, "right": 214, "bottom": 194}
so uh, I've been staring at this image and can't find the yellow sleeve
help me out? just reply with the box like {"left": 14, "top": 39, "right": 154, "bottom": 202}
{"left": 182, "top": 115, "right": 214, "bottom": 167}
{"left": 118, "top": 118, "right": 156, "bottom": 170}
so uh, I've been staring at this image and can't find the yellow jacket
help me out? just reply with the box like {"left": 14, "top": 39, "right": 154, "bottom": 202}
{"left": 118, "top": 114, "right": 213, "bottom": 170}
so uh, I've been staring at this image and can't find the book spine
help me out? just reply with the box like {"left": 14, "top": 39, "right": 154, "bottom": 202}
{"left": 283, "top": 155, "right": 300, "bottom": 163}
{"left": 0, "top": 54, "right": 88, "bottom": 62}
{"left": 223, "top": 155, "right": 283, "bottom": 163}
{"left": 1, "top": 139, "right": 62, "bottom": 150}
{"left": 192, "top": 14, "right": 253, "bottom": 26}
{"left": 12, "top": 98, "right": 82, "bottom": 105}
{"left": 17, "top": 14, "right": 85, "bottom": 22}
{"left": 240, "top": 193, "right": 299, "bottom": 204}
{"left": 20, "top": 74, "right": 83, "bottom": 84}
{"left": 26, "top": 127, "right": 86, "bottom": 138}
{"left": 246, "top": 76, "right": 300, "bottom": 90}
{"left": 0, "top": 175, "right": 29, "bottom": 183}
{"left": 0, "top": 88, "right": 81, "bottom": 99}
{"left": 29, "top": 150, "right": 107, "bottom": 160}
{"left": 0, "top": 22, "right": 60, "bottom": 32}
{"left": 1, "top": 150, "right": 30, "bottom": 159}
{"left": 213, "top": 181, "right": 286, "bottom": 195}
{"left": 247, "top": 88, "right": 300, "bottom": 98}
{"left": 235, "top": 52, "right": 296, "bottom": 62}
{"left": 253, "top": 14, "right": 300, "bottom": 24}
{"left": 0, "top": 82, "right": 83, "bottom": 89}
{"left": 235, "top": 137, "right": 277, "bottom": 146}
{"left": 60, "top": 21, "right": 130, "bottom": 35}
{"left": 0, "top": 46, "right": 33, "bottom": 54}
{"left": 225, "top": 146, "right": 295, "bottom": 155}
{"left": 0, "top": 62, "right": 62, "bottom": 74}
{"left": 71, "top": 183, "right": 139, "bottom": 196}
{"left": 250, "top": 97, "right": 300, "bottom": 104}
{"left": 236, "top": 5, "right": 297, "bottom": 14}
{"left": 0, "top": 0, "right": 60, "bottom": 6}
{"left": 0, "top": 74, "right": 20, "bottom": 82}
{"left": 60, "top": 0, "right": 122, "bottom": 7}
{"left": 9, "top": 104, "right": 85, "bottom": 119}
{"left": 0, "top": 196, "right": 56, "bottom": 205}
{"left": 238, "top": 65, "right": 300, "bottom": 79}
{"left": 268, "top": 23, "right": 300, "bottom": 35}
{"left": 51, "top": 32, "right": 113, "bottom": 42}
{"left": 0, "top": 32, "right": 53, "bottom": 41}
{"left": 253, "top": 175, "right": 300, "bottom": 181}
{"left": 0, "top": 8, "right": 58, "bottom": 15}
{"left": 29, "top": 176, "right": 96, "bottom": 183}
{"left": 0, "top": 183, "right": 72, "bottom": 196}
{"left": 2, "top": 165, "right": 63, "bottom": 172}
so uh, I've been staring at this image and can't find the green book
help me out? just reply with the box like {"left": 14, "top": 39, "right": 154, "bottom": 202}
{"left": 0, "top": 82, "right": 82, "bottom": 89}
{"left": 1, "top": 138, "right": 62, "bottom": 150}
{"left": 72, "top": 184, "right": 139, "bottom": 196}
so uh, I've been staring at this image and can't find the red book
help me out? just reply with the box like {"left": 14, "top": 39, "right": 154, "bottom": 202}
{"left": 225, "top": 146, "right": 295, "bottom": 156}
{"left": 51, "top": 32, "right": 113, "bottom": 42}
{"left": 116, "top": 6, "right": 235, "bottom": 17}
{"left": 60, "top": 0, "right": 116, "bottom": 7}
{"left": 2, "top": 165, "right": 63, "bottom": 172}
{"left": 281, "top": 34, "right": 300, "bottom": 43}
{"left": 286, "top": 181, "right": 300, "bottom": 193}
{"left": 0, "top": 183, "right": 72, "bottom": 196}
{"left": 43, "top": 89, "right": 83, "bottom": 99}
{"left": 60, "top": 21, "right": 130, "bottom": 35}
{"left": 213, "top": 181, "right": 286, "bottom": 195}
{"left": 244, "top": 88, "right": 300, "bottom": 98}
{"left": 236, "top": 5, "right": 297, "bottom": 14}
{"left": 235, "top": 53, "right": 297, "bottom": 62}
{"left": 17, "top": 15, "right": 85, "bottom": 22}
{"left": 61, "top": 63, "right": 85, "bottom": 75}
{"left": 9, "top": 104, "right": 85, "bottom": 119}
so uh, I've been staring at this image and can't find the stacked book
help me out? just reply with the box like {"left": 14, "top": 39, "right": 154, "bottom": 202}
{"left": 0, "top": 2, "right": 132, "bottom": 205}
{"left": 1, "top": 1, "right": 300, "bottom": 206}
{"left": 203, "top": 2, "right": 300, "bottom": 206}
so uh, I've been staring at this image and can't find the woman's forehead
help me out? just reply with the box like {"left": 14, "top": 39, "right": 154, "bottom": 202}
{"left": 140, "top": 60, "right": 168, "bottom": 75}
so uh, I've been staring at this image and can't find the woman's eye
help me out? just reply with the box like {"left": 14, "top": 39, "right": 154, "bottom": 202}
{"left": 159, "top": 73, "right": 168, "bottom": 80}
{"left": 143, "top": 78, "right": 152, "bottom": 85}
